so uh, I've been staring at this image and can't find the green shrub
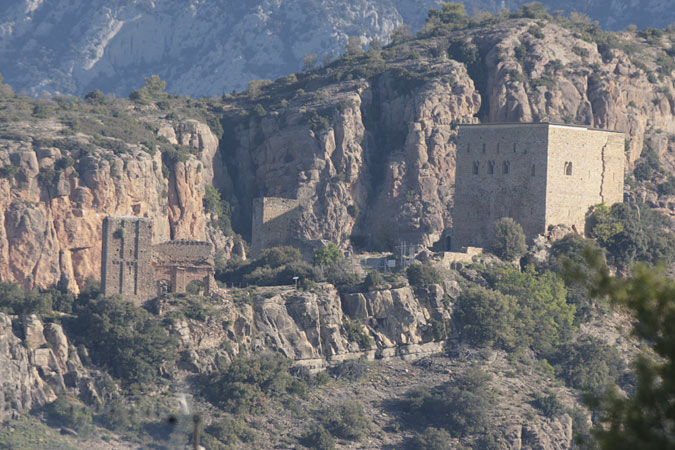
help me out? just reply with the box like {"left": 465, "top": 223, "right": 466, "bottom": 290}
{"left": 312, "top": 243, "right": 342, "bottom": 267}
{"left": 484, "top": 265, "right": 575, "bottom": 355}
{"left": 548, "top": 233, "right": 606, "bottom": 323}
{"left": 204, "top": 352, "right": 306, "bottom": 414}
{"left": 531, "top": 391, "right": 565, "bottom": 418}
{"left": 399, "top": 367, "right": 495, "bottom": 436}
{"left": 343, "top": 318, "right": 372, "bottom": 349}
{"left": 551, "top": 335, "right": 624, "bottom": 393}
{"left": 203, "top": 185, "right": 233, "bottom": 235}
{"left": 321, "top": 400, "right": 370, "bottom": 441}
{"left": 588, "top": 202, "right": 675, "bottom": 266}
{"left": 491, "top": 217, "right": 527, "bottom": 261}
{"left": 204, "top": 417, "right": 255, "bottom": 448}
{"left": 300, "top": 424, "right": 335, "bottom": 450}
{"left": 409, "top": 427, "right": 453, "bottom": 450}
{"left": 71, "top": 295, "right": 178, "bottom": 385}
{"left": 406, "top": 263, "right": 442, "bottom": 286}
{"left": 454, "top": 286, "right": 519, "bottom": 351}
{"left": 45, "top": 395, "right": 93, "bottom": 435}
{"left": 0, "top": 283, "right": 74, "bottom": 316}
{"left": 363, "top": 271, "right": 384, "bottom": 290}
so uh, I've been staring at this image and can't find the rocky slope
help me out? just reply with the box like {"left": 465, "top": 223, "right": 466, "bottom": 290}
{"left": 0, "top": 15, "right": 673, "bottom": 289}
{"left": 217, "top": 17, "right": 674, "bottom": 249}
{"left": 0, "top": 312, "right": 110, "bottom": 423}
{"left": 1, "top": 1, "right": 673, "bottom": 98}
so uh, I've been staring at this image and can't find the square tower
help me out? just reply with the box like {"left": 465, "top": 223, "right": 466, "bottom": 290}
{"left": 452, "top": 123, "right": 624, "bottom": 250}
{"left": 101, "top": 216, "right": 155, "bottom": 303}
{"left": 251, "top": 197, "right": 300, "bottom": 257}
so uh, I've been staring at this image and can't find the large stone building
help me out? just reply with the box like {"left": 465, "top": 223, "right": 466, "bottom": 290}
{"left": 452, "top": 123, "right": 624, "bottom": 250}
{"left": 101, "top": 216, "right": 214, "bottom": 304}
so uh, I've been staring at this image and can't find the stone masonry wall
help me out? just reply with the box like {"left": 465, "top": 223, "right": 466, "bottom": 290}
{"left": 453, "top": 123, "right": 625, "bottom": 250}
{"left": 453, "top": 124, "right": 549, "bottom": 250}
{"left": 153, "top": 240, "right": 213, "bottom": 265}
{"left": 101, "top": 216, "right": 155, "bottom": 302}
{"left": 251, "top": 197, "right": 300, "bottom": 257}
{"left": 545, "top": 125, "right": 625, "bottom": 230}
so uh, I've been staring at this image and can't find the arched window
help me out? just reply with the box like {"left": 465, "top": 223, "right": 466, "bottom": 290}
{"left": 564, "top": 161, "right": 573, "bottom": 176}
{"left": 488, "top": 160, "right": 495, "bottom": 175}
{"left": 503, "top": 160, "right": 510, "bottom": 174}
{"left": 531, "top": 164, "right": 536, "bottom": 176}
{"left": 472, "top": 161, "right": 479, "bottom": 175}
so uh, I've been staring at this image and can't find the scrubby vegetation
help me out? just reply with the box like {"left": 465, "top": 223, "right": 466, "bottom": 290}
{"left": 320, "top": 400, "right": 371, "bottom": 441}
{"left": 398, "top": 367, "right": 495, "bottom": 437}
{"left": 70, "top": 293, "right": 178, "bottom": 386}
{"left": 587, "top": 202, "right": 675, "bottom": 267}
{"left": 203, "top": 352, "right": 307, "bottom": 414}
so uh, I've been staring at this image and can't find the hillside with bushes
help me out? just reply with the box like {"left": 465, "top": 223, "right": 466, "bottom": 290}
{"left": 0, "top": 2, "right": 674, "bottom": 449}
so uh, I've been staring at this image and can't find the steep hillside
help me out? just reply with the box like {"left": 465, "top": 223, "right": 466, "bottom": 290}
{"left": 0, "top": 0, "right": 673, "bottom": 98}
{"left": 0, "top": 9, "right": 673, "bottom": 291}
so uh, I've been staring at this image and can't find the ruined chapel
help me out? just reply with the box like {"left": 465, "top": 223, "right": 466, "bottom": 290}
{"left": 100, "top": 216, "right": 215, "bottom": 304}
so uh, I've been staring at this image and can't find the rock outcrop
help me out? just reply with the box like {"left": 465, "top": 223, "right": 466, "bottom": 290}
{"left": 164, "top": 282, "right": 454, "bottom": 372}
{"left": 0, "top": 120, "right": 214, "bottom": 294}
{"left": 0, "top": 313, "right": 106, "bottom": 422}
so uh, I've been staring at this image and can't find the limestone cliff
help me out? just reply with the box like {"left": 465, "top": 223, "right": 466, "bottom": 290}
{"left": 0, "top": 118, "right": 219, "bottom": 294}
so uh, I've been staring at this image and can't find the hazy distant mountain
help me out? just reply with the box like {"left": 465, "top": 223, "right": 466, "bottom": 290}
{"left": 0, "top": 0, "right": 672, "bottom": 97}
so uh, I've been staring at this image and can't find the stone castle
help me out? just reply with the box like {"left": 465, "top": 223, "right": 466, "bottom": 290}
{"left": 101, "top": 216, "right": 214, "bottom": 304}
{"left": 452, "top": 122, "right": 625, "bottom": 250}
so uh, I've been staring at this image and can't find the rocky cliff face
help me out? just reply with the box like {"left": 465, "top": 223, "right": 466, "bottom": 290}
{"left": 1, "top": 17, "right": 672, "bottom": 288}
{"left": 218, "top": 18, "right": 674, "bottom": 248}
{"left": 167, "top": 281, "right": 453, "bottom": 372}
{"left": 1, "top": 0, "right": 672, "bottom": 98}
{"left": 0, "top": 312, "right": 108, "bottom": 422}
{"left": 0, "top": 118, "right": 221, "bottom": 294}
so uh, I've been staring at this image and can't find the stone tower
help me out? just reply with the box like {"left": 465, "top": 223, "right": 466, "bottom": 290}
{"left": 101, "top": 216, "right": 155, "bottom": 302}
{"left": 452, "top": 123, "right": 624, "bottom": 250}
{"left": 251, "top": 197, "right": 300, "bottom": 257}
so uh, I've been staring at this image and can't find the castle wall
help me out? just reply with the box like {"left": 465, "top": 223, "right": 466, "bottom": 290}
{"left": 452, "top": 124, "right": 549, "bottom": 250}
{"left": 101, "top": 216, "right": 155, "bottom": 303}
{"left": 545, "top": 125, "right": 625, "bottom": 231}
{"left": 251, "top": 197, "right": 300, "bottom": 257}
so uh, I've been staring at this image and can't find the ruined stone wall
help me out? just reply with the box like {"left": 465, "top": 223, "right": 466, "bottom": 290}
{"left": 545, "top": 125, "right": 625, "bottom": 230}
{"left": 101, "top": 216, "right": 155, "bottom": 303}
{"left": 153, "top": 240, "right": 213, "bottom": 265}
{"left": 251, "top": 197, "right": 300, "bottom": 257}
{"left": 452, "top": 124, "right": 549, "bottom": 250}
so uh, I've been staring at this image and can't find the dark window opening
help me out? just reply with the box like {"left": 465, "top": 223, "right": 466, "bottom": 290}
{"left": 488, "top": 160, "right": 495, "bottom": 175}
{"left": 565, "top": 161, "right": 573, "bottom": 176}
{"left": 482, "top": 143, "right": 486, "bottom": 153}
{"left": 503, "top": 160, "right": 510, "bottom": 174}
{"left": 513, "top": 143, "right": 517, "bottom": 153}
{"left": 531, "top": 164, "right": 536, "bottom": 176}
{"left": 472, "top": 161, "right": 479, "bottom": 175}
